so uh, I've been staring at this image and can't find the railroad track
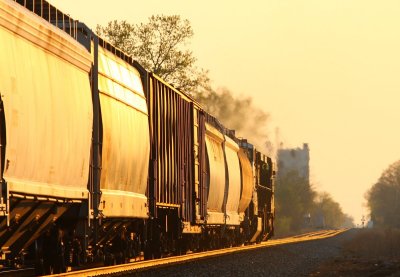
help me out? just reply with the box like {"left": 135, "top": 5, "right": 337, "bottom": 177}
{"left": 50, "top": 229, "right": 347, "bottom": 277}
{"left": 0, "top": 267, "right": 35, "bottom": 276}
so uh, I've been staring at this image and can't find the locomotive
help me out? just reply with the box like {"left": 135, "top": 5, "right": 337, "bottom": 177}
{"left": 0, "top": 0, "right": 275, "bottom": 273}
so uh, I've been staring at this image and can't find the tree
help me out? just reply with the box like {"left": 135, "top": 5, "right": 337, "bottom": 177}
{"left": 95, "top": 20, "right": 135, "bottom": 53}
{"left": 274, "top": 170, "right": 316, "bottom": 233}
{"left": 312, "top": 192, "right": 347, "bottom": 229}
{"left": 342, "top": 214, "right": 355, "bottom": 228}
{"left": 96, "top": 16, "right": 208, "bottom": 92}
{"left": 366, "top": 160, "right": 400, "bottom": 228}
{"left": 275, "top": 170, "right": 352, "bottom": 235}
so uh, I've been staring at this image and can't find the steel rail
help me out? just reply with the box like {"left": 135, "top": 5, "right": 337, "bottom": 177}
{"left": 53, "top": 229, "right": 348, "bottom": 277}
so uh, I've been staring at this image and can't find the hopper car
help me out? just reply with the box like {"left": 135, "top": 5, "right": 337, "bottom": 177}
{"left": 0, "top": 0, "right": 275, "bottom": 274}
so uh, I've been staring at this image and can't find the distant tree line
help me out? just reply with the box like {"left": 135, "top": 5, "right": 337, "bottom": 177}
{"left": 275, "top": 170, "right": 354, "bottom": 235}
{"left": 366, "top": 160, "right": 400, "bottom": 228}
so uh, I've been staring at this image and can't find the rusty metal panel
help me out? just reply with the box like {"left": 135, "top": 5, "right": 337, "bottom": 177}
{"left": 205, "top": 123, "right": 225, "bottom": 213}
{"left": 147, "top": 75, "right": 194, "bottom": 221}
{"left": 198, "top": 112, "right": 207, "bottom": 219}
{"left": 194, "top": 109, "right": 207, "bottom": 221}
{"left": 97, "top": 47, "right": 150, "bottom": 218}
{"left": 238, "top": 149, "right": 254, "bottom": 213}
{"left": 0, "top": 0, "right": 92, "bottom": 199}
{"left": 224, "top": 136, "right": 241, "bottom": 225}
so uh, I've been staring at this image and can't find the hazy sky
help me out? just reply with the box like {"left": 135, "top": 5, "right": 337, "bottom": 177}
{"left": 49, "top": 0, "right": 400, "bottom": 225}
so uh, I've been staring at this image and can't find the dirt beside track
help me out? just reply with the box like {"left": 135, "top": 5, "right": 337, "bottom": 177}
{"left": 310, "top": 257, "right": 400, "bottom": 277}
{"left": 310, "top": 228, "right": 400, "bottom": 277}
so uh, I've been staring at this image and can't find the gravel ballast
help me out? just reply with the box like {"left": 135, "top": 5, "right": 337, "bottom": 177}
{"left": 123, "top": 230, "right": 356, "bottom": 277}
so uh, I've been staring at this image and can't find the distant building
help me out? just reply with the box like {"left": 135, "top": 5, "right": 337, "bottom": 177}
{"left": 277, "top": 143, "right": 310, "bottom": 183}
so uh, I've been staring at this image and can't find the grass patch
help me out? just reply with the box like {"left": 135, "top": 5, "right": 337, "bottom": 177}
{"left": 344, "top": 228, "right": 400, "bottom": 260}
{"left": 309, "top": 228, "right": 400, "bottom": 276}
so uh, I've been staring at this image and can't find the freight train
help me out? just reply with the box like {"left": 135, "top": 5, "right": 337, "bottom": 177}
{"left": 0, "top": 0, "right": 275, "bottom": 274}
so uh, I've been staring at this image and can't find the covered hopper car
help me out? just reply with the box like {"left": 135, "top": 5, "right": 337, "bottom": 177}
{"left": 0, "top": 0, "right": 275, "bottom": 274}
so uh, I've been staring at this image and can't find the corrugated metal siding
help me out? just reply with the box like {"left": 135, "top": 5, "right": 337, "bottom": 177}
{"left": 224, "top": 137, "right": 241, "bottom": 214}
{"left": 196, "top": 110, "right": 207, "bottom": 219}
{"left": 205, "top": 123, "right": 225, "bottom": 213}
{"left": 0, "top": 1, "right": 92, "bottom": 198}
{"left": 238, "top": 149, "right": 254, "bottom": 213}
{"left": 99, "top": 94, "right": 149, "bottom": 193}
{"left": 148, "top": 75, "right": 195, "bottom": 222}
{"left": 97, "top": 47, "right": 150, "bottom": 195}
